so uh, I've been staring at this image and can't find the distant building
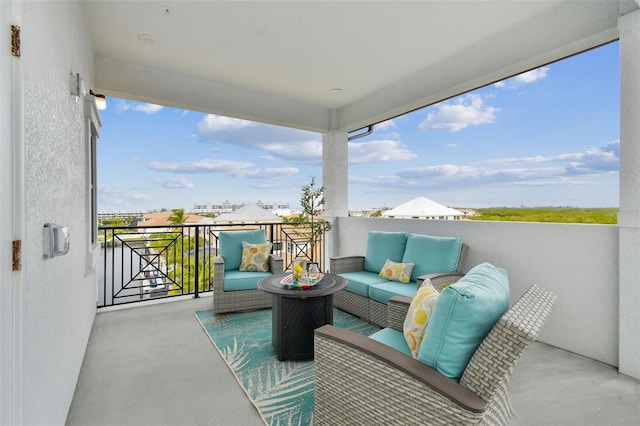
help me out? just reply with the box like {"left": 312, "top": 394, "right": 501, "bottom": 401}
{"left": 138, "top": 211, "right": 213, "bottom": 233}
{"left": 98, "top": 210, "right": 146, "bottom": 220}
{"left": 192, "top": 200, "right": 289, "bottom": 216}
{"left": 382, "top": 197, "right": 464, "bottom": 220}
{"left": 212, "top": 204, "right": 283, "bottom": 224}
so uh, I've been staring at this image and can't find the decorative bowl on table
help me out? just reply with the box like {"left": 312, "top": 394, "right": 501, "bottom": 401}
{"left": 280, "top": 273, "right": 324, "bottom": 289}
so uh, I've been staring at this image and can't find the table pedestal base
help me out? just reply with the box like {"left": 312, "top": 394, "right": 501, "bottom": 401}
{"left": 271, "top": 294, "right": 334, "bottom": 361}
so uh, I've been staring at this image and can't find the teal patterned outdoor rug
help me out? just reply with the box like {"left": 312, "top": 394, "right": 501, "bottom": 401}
{"left": 195, "top": 308, "right": 379, "bottom": 426}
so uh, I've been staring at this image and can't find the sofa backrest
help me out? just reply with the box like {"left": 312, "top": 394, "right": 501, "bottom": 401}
{"left": 219, "top": 229, "right": 267, "bottom": 271}
{"left": 363, "top": 231, "right": 463, "bottom": 281}
{"left": 364, "top": 231, "right": 407, "bottom": 273}
{"left": 401, "top": 234, "right": 462, "bottom": 282}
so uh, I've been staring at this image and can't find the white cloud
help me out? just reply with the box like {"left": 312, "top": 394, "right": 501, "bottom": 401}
{"left": 375, "top": 119, "right": 396, "bottom": 130}
{"left": 261, "top": 140, "right": 323, "bottom": 164}
{"left": 123, "top": 193, "right": 154, "bottom": 201}
{"left": 418, "top": 94, "right": 498, "bottom": 132}
{"left": 198, "top": 114, "right": 257, "bottom": 133}
{"left": 486, "top": 140, "right": 619, "bottom": 175}
{"left": 494, "top": 66, "right": 551, "bottom": 89}
{"left": 395, "top": 163, "right": 573, "bottom": 189}
{"left": 378, "top": 141, "right": 619, "bottom": 192}
{"left": 114, "top": 100, "right": 132, "bottom": 113}
{"left": 349, "top": 140, "right": 418, "bottom": 164}
{"left": 148, "top": 159, "right": 254, "bottom": 175}
{"left": 133, "top": 103, "right": 163, "bottom": 114}
{"left": 113, "top": 100, "right": 163, "bottom": 114}
{"left": 515, "top": 66, "right": 550, "bottom": 84}
{"left": 196, "top": 115, "right": 324, "bottom": 165}
{"left": 99, "top": 185, "right": 155, "bottom": 203}
{"left": 239, "top": 167, "right": 300, "bottom": 179}
{"left": 154, "top": 177, "right": 195, "bottom": 189}
{"left": 148, "top": 159, "right": 301, "bottom": 180}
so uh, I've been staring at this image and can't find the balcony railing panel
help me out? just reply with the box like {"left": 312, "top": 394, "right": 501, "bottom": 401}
{"left": 98, "top": 222, "right": 325, "bottom": 308}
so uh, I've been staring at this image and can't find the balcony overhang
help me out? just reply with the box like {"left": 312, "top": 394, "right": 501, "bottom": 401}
{"left": 87, "top": 1, "right": 637, "bottom": 133}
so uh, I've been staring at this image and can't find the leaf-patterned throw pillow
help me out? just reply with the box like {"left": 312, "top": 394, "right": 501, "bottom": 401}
{"left": 378, "top": 259, "right": 414, "bottom": 284}
{"left": 404, "top": 283, "right": 439, "bottom": 358}
{"left": 239, "top": 241, "right": 272, "bottom": 272}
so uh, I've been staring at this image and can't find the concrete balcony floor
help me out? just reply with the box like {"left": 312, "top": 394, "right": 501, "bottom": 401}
{"left": 66, "top": 296, "right": 640, "bottom": 426}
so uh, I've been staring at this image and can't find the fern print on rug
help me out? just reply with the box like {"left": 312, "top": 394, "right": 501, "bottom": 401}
{"left": 195, "top": 308, "right": 379, "bottom": 426}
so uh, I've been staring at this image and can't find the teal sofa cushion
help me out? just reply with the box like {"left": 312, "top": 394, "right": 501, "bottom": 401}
{"left": 222, "top": 270, "right": 272, "bottom": 291}
{"left": 338, "top": 271, "right": 387, "bottom": 297}
{"left": 369, "top": 281, "right": 418, "bottom": 304}
{"left": 402, "top": 234, "right": 462, "bottom": 282}
{"left": 417, "top": 262, "right": 510, "bottom": 382}
{"left": 219, "top": 229, "right": 267, "bottom": 271}
{"left": 364, "top": 231, "right": 407, "bottom": 273}
{"left": 369, "top": 328, "right": 412, "bottom": 357}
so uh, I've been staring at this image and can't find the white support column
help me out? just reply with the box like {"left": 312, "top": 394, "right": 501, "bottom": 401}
{"left": 322, "top": 129, "right": 348, "bottom": 266}
{"left": 617, "top": 9, "right": 640, "bottom": 380}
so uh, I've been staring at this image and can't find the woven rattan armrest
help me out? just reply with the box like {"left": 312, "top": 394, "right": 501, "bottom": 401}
{"left": 387, "top": 295, "right": 412, "bottom": 331}
{"left": 213, "top": 256, "right": 225, "bottom": 275}
{"left": 418, "top": 272, "right": 464, "bottom": 291}
{"left": 268, "top": 253, "right": 284, "bottom": 273}
{"left": 329, "top": 256, "right": 365, "bottom": 274}
{"left": 315, "top": 325, "right": 487, "bottom": 414}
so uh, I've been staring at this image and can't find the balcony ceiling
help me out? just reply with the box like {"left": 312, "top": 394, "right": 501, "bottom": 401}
{"left": 86, "top": 1, "right": 636, "bottom": 132}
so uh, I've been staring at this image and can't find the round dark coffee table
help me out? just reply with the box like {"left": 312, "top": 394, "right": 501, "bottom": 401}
{"left": 257, "top": 273, "right": 347, "bottom": 361}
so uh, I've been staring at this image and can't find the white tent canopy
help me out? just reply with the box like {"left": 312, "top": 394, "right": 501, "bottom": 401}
{"left": 382, "top": 197, "right": 464, "bottom": 220}
{"left": 212, "top": 204, "right": 282, "bottom": 223}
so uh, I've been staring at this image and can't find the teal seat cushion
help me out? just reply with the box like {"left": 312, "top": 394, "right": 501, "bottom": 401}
{"left": 402, "top": 234, "right": 462, "bottom": 282}
{"left": 223, "top": 270, "right": 272, "bottom": 291}
{"left": 219, "top": 229, "right": 267, "bottom": 271}
{"left": 363, "top": 231, "right": 407, "bottom": 273}
{"left": 369, "top": 281, "right": 418, "bottom": 304}
{"left": 338, "top": 271, "right": 387, "bottom": 297}
{"left": 417, "top": 262, "right": 510, "bottom": 382}
{"left": 369, "top": 327, "right": 412, "bottom": 357}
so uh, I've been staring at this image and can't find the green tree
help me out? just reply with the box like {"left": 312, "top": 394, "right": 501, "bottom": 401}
{"left": 168, "top": 209, "right": 187, "bottom": 225}
{"left": 296, "top": 177, "right": 332, "bottom": 263}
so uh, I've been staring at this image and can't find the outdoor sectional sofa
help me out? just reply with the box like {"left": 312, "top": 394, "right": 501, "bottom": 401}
{"left": 331, "top": 231, "right": 467, "bottom": 327}
{"left": 314, "top": 268, "right": 557, "bottom": 425}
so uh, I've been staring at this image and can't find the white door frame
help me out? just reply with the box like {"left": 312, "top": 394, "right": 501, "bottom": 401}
{"left": 1, "top": 1, "right": 24, "bottom": 424}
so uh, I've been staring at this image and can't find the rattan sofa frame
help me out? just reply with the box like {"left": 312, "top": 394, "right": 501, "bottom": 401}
{"left": 331, "top": 243, "right": 468, "bottom": 327}
{"left": 212, "top": 254, "right": 283, "bottom": 314}
{"left": 314, "top": 283, "right": 556, "bottom": 425}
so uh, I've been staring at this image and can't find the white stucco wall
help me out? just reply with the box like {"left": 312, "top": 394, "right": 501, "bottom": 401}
{"left": 332, "top": 217, "right": 620, "bottom": 367}
{"left": 22, "top": 2, "right": 96, "bottom": 424}
{"left": 618, "top": 8, "right": 640, "bottom": 380}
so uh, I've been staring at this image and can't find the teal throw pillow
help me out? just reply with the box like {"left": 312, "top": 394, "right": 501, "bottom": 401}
{"left": 363, "top": 231, "right": 407, "bottom": 273}
{"left": 402, "top": 234, "right": 462, "bottom": 282}
{"left": 219, "top": 229, "right": 267, "bottom": 271}
{"left": 417, "top": 262, "right": 510, "bottom": 382}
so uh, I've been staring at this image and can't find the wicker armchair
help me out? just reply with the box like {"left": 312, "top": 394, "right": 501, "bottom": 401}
{"left": 212, "top": 229, "right": 284, "bottom": 314}
{"left": 331, "top": 243, "right": 468, "bottom": 326}
{"left": 212, "top": 254, "right": 283, "bottom": 314}
{"left": 314, "top": 284, "right": 556, "bottom": 425}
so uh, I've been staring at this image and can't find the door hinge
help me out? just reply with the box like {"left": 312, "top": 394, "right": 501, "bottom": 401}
{"left": 12, "top": 240, "right": 21, "bottom": 271}
{"left": 11, "top": 25, "right": 20, "bottom": 57}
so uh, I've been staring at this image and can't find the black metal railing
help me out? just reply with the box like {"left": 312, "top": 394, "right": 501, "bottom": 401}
{"left": 97, "top": 222, "right": 325, "bottom": 308}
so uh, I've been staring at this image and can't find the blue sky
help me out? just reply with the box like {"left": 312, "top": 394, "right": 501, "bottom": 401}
{"left": 98, "top": 42, "right": 620, "bottom": 212}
